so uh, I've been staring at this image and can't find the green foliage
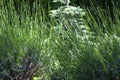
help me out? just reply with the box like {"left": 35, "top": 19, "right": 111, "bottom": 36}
{"left": 0, "top": 0, "right": 120, "bottom": 80}
{"left": 0, "top": 1, "right": 46, "bottom": 79}
{"left": 50, "top": 0, "right": 87, "bottom": 42}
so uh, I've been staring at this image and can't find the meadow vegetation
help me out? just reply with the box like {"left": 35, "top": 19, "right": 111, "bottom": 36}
{"left": 0, "top": 0, "right": 120, "bottom": 80}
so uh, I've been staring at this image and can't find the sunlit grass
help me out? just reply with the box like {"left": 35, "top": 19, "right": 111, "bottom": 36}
{"left": 0, "top": 0, "right": 120, "bottom": 80}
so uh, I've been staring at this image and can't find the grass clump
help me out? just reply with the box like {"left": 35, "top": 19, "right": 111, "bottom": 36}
{"left": 0, "top": 0, "right": 120, "bottom": 80}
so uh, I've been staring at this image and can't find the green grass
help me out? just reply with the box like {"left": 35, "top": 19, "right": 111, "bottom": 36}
{"left": 0, "top": 0, "right": 120, "bottom": 80}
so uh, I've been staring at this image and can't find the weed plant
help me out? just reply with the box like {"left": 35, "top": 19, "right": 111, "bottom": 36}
{"left": 0, "top": 0, "right": 120, "bottom": 80}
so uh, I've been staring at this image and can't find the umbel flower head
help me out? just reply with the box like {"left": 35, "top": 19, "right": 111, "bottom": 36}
{"left": 53, "top": 0, "right": 70, "bottom": 6}
{"left": 50, "top": 0, "right": 85, "bottom": 17}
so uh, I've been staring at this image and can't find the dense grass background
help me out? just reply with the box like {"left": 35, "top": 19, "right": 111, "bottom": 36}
{"left": 0, "top": 0, "right": 120, "bottom": 80}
